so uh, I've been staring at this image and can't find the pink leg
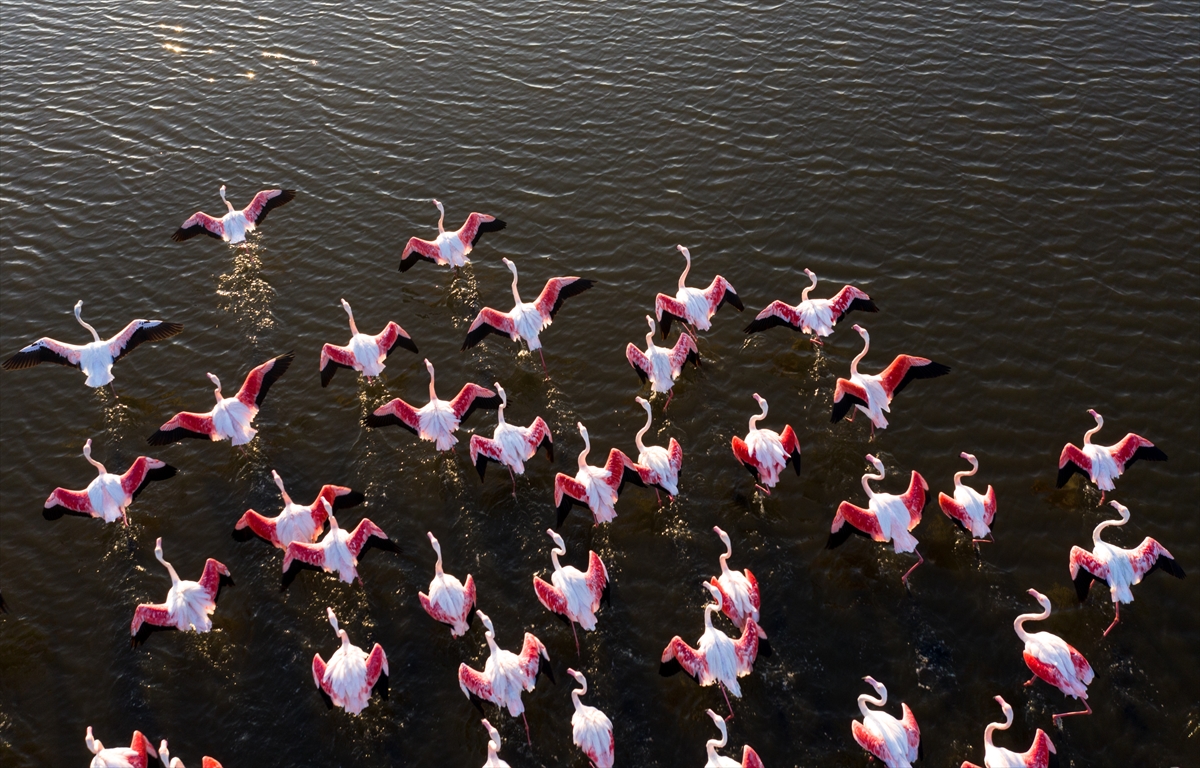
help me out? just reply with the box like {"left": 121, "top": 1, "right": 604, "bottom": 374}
{"left": 755, "top": 484, "right": 771, "bottom": 496}
{"left": 509, "top": 467, "right": 517, "bottom": 498}
{"left": 664, "top": 390, "right": 674, "bottom": 411}
{"left": 572, "top": 621, "right": 580, "bottom": 658}
{"left": 811, "top": 336, "right": 824, "bottom": 347}
{"left": 1103, "top": 602, "right": 1120, "bottom": 637}
{"left": 655, "top": 488, "right": 662, "bottom": 506}
{"left": 1052, "top": 699, "right": 1093, "bottom": 722}
{"left": 720, "top": 682, "right": 735, "bottom": 720}
{"left": 523, "top": 712, "right": 532, "bottom": 746}
{"left": 1098, "top": 490, "right": 1105, "bottom": 507}
{"left": 539, "top": 348, "right": 548, "bottom": 376}
{"left": 901, "top": 550, "right": 924, "bottom": 588}
{"left": 1024, "top": 675, "right": 1038, "bottom": 687}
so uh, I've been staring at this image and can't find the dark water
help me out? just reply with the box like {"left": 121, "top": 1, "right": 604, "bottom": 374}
{"left": 2, "top": 0, "right": 1197, "bottom": 765}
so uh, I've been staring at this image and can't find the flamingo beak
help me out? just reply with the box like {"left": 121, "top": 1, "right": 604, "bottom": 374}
{"left": 1087, "top": 408, "right": 1099, "bottom": 418}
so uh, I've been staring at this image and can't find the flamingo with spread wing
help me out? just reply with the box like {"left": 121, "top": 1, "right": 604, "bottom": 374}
{"left": 172, "top": 185, "right": 294, "bottom": 243}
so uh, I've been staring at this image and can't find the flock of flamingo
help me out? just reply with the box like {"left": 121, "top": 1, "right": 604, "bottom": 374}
{"left": 4, "top": 189, "right": 1184, "bottom": 768}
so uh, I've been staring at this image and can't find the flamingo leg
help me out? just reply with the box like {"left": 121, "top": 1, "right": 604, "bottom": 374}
{"left": 664, "top": 390, "right": 674, "bottom": 411}
{"left": 901, "top": 550, "right": 924, "bottom": 587}
{"left": 109, "top": 382, "right": 119, "bottom": 399}
{"left": 1052, "top": 699, "right": 1093, "bottom": 722}
{"left": 810, "top": 336, "right": 824, "bottom": 347}
{"left": 720, "top": 682, "right": 735, "bottom": 720}
{"left": 509, "top": 467, "right": 517, "bottom": 498}
{"left": 572, "top": 620, "right": 580, "bottom": 657}
{"left": 1103, "top": 602, "right": 1120, "bottom": 637}
{"left": 523, "top": 712, "right": 532, "bottom": 746}
{"left": 1098, "top": 490, "right": 1106, "bottom": 507}
{"left": 755, "top": 484, "right": 771, "bottom": 496}
{"left": 655, "top": 488, "right": 662, "bottom": 506}
{"left": 1024, "top": 675, "right": 1038, "bottom": 687}
{"left": 539, "top": 348, "right": 548, "bottom": 376}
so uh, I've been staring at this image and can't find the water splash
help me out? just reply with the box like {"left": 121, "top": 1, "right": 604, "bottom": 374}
{"left": 216, "top": 241, "right": 275, "bottom": 343}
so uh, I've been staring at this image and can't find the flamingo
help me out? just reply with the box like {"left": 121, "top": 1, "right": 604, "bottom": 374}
{"left": 461, "top": 257, "right": 594, "bottom": 372}
{"left": 960, "top": 695, "right": 1056, "bottom": 768}
{"left": 418, "top": 531, "right": 476, "bottom": 637}
{"left": 43, "top": 439, "right": 175, "bottom": 525}
{"left": 709, "top": 527, "right": 766, "bottom": 639}
{"left": 172, "top": 185, "right": 295, "bottom": 243}
{"left": 1057, "top": 409, "right": 1167, "bottom": 504}
{"left": 1069, "top": 501, "right": 1185, "bottom": 636}
{"left": 830, "top": 325, "right": 950, "bottom": 433}
{"left": 532, "top": 528, "right": 608, "bottom": 655}
{"left": 480, "top": 719, "right": 512, "bottom": 768}
{"left": 147, "top": 352, "right": 294, "bottom": 446}
{"left": 625, "top": 315, "right": 699, "bottom": 407}
{"left": 85, "top": 727, "right": 157, "bottom": 768}
{"left": 830, "top": 454, "right": 928, "bottom": 586}
{"left": 398, "top": 199, "right": 506, "bottom": 272}
{"left": 282, "top": 499, "right": 388, "bottom": 585}
{"left": 851, "top": 677, "right": 921, "bottom": 768}
{"left": 468, "top": 382, "right": 554, "bottom": 496}
{"left": 630, "top": 396, "right": 684, "bottom": 502}
{"left": 2, "top": 300, "right": 182, "bottom": 392}
{"left": 567, "top": 668, "right": 615, "bottom": 768}
{"left": 937, "top": 452, "right": 997, "bottom": 543}
{"left": 457, "top": 610, "right": 550, "bottom": 745}
{"left": 312, "top": 607, "right": 389, "bottom": 715}
{"left": 700, "top": 709, "right": 765, "bottom": 768}
{"left": 744, "top": 268, "right": 877, "bottom": 344}
{"left": 363, "top": 358, "right": 500, "bottom": 451}
{"left": 730, "top": 393, "right": 801, "bottom": 495}
{"left": 130, "top": 537, "right": 229, "bottom": 636}
{"left": 661, "top": 582, "right": 760, "bottom": 718}
{"left": 553, "top": 422, "right": 645, "bottom": 525}
{"left": 1013, "top": 589, "right": 1094, "bottom": 722}
{"left": 158, "top": 740, "right": 224, "bottom": 768}
{"left": 234, "top": 470, "right": 363, "bottom": 549}
{"left": 654, "top": 245, "right": 743, "bottom": 337}
{"left": 319, "top": 298, "right": 418, "bottom": 387}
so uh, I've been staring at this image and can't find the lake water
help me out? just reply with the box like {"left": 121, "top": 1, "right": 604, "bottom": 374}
{"left": 1, "top": 0, "right": 1197, "bottom": 765}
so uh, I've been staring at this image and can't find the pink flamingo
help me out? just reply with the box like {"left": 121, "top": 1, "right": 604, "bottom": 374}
{"left": 418, "top": 532, "right": 476, "bottom": 637}
{"left": 625, "top": 315, "right": 699, "bottom": 408}
{"left": 700, "top": 709, "right": 765, "bottom": 768}
{"left": 937, "top": 452, "right": 997, "bottom": 543}
{"left": 319, "top": 298, "right": 418, "bottom": 386}
{"left": 85, "top": 727, "right": 157, "bottom": 768}
{"left": 1069, "top": 501, "right": 1184, "bottom": 636}
{"left": 553, "top": 422, "right": 645, "bottom": 525}
{"left": 709, "top": 527, "right": 766, "bottom": 639}
{"left": 282, "top": 499, "right": 388, "bottom": 585}
{"left": 630, "top": 396, "right": 684, "bottom": 503}
{"left": 312, "top": 607, "right": 388, "bottom": 715}
{"left": 3, "top": 300, "right": 182, "bottom": 393}
{"left": 457, "top": 610, "right": 550, "bottom": 745}
{"left": 730, "top": 393, "right": 801, "bottom": 495}
{"left": 363, "top": 358, "right": 499, "bottom": 451}
{"left": 532, "top": 529, "right": 608, "bottom": 655}
{"left": 172, "top": 185, "right": 294, "bottom": 243}
{"left": 654, "top": 245, "right": 743, "bottom": 337}
{"left": 468, "top": 382, "right": 553, "bottom": 496}
{"left": 147, "top": 352, "right": 294, "bottom": 446}
{"left": 830, "top": 454, "right": 928, "bottom": 586}
{"left": 130, "top": 538, "right": 229, "bottom": 636}
{"left": 567, "top": 668, "right": 614, "bottom": 768}
{"left": 157, "top": 740, "right": 224, "bottom": 768}
{"left": 661, "top": 582, "right": 760, "bottom": 719}
{"left": 1013, "top": 589, "right": 1094, "bottom": 722}
{"left": 43, "top": 439, "right": 175, "bottom": 525}
{"left": 851, "top": 676, "right": 921, "bottom": 768}
{"left": 461, "top": 258, "right": 593, "bottom": 372}
{"left": 744, "top": 268, "right": 877, "bottom": 344}
{"left": 480, "top": 719, "right": 512, "bottom": 768}
{"left": 1057, "top": 409, "right": 1166, "bottom": 504}
{"left": 830, "top": 325, "right": 950, "bottom": 433}
{"left": 960, "top": 695, "right": 1055, "bottom": 768}
{"left": 399, "top": 199, "right": 505, "bottom": 272}
{"left": 235, "top": 470, "right": 362, "bottom": 549}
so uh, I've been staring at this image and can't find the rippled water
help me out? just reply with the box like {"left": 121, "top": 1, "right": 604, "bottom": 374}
{"left": 2, "top": 0, "right": 1197, "bottom": 765}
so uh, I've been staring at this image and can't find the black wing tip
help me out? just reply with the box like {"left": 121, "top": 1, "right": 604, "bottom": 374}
{"left": 539, "top": 435, "right": 554, "bottom": 463}
{"left": 790, "top": 452, "right": 802, "bottom": 476}
{"left": 170, "top": 229, "right": 187, "bottom": 242}
{"left": 276, "top": 189, "right": 297, "bottom": 204}
{"left": 743, "top": 316, "right": 790, "bottom": 334}
{"left": 147, "top": 430, "right": 174, "bottom": 446}
{"left": 1056, "top": 464, "right": 1085, "bottom": 489}
{"left": 723, "top": 290, "right": 745, "bottom": 311}
{"left": 474, "top": 454, "right": 491, "bottom": 481}
{"left": 1072, "top": 569, "right": 1097, "bottom": 601}
{"left": 390, "top": 336, "right": 419, "bottom": 356}
{"left": 1136, "top": 445, "right": 1168, "bottom": 463}
{"left": 921, "top": 361, "right": 951, "bottom": 378}
{"left": 853, "top": 298, "right": 880, "bottom": 313}
{"left": 479, "top": 218, "right": 507, "bottom": 233}
{"left": 333, "top": 490, "right": 366, "bottom": 511}
{"left": 1157, "top": 556, "right": 1185, "bottom": 579}
{"left": 831, "top": 396, "right": 861, "bottom": 424}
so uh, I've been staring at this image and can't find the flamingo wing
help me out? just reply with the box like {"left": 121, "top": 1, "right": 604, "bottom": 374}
{"left": 312, "top": 653, "right": 329, "bottom": 691}
{"left": 365, "top": 643, "right": 389, "bottom": 686}
{"left": 653, "top": 294, "right": 688, "bottom": 338}
{"left": 120, "top": 457, "right": 177, "bottom": 501}
{"left": 528, "top": 416, "right": 553, "bottom": 461}
{"left": 517, "top": 633, "right": 548, "bottom": 681}
{"left": 878, "top": 354, "right": 951, "bottom": 398}
{"left": 462, "top": 307, "right": 517, "bottom": 350}
{"left": 450, "top": 383, "right": 501, "bottom": 422}
{"left": 585, "top": 551, "right": 608, "bottom": 604}
{"left": 347, "top": 518, "right": 388, "bottom": 556}
{"left": 733, "top": 620, "right": 760, "bottom": 673}
{"left": 1132, "top": 537, "right": 1185, "bottom": 581}
{"left": 399, "top": 237, "right": 446, "bottom": 271}
{"left": 668, "top": 332, "right": 700, "bottom": 372}
{"left": 938, "top": 492, "right": 972, "bottom": 530}
{"left": 240, "top": 188, "right": 295, "bottom": 225}
{"left": 661, "top": 636, "right": 704, "bottom": 678}
{"left": 470, "top": 434, "right": 504, "bottom": 480}
{"left": 827, "top": 285, "right": 878, "bottom": 321}
{"left": 533, "top": 276, "right": 594, "bottom": 321}
{"left": 743, "top": 300, "right": 802, "bottom": 334}
{"left": 731, "top": 436, "right": 760, "bottom": 482}
{"left": 2, "top": 337, "right": 83, "bottom": 370}
{"left": 1056, "top": 443, "right": 1092, "bottom": 488}
{"left": 667, "top": 437, "right": 684, "bottom": 476}
{"left": 983, "top": 485, "right": 997, "bottom": 526}
{"left": 831, "top": 501, "right": 885, "bottom": 541}
{"left": 130, "top": 602, "right": 173, "bottom": 634}
{"left": 318, "top": 343, "right": 357, "bottom": 388}
{"left": 1026, "top": 729, "right": 1056, "bottom": 765}
{"left": 458, "top": 663, "right": 494, "bottom": 701}
{"left": 625, "top": 343, "right": 651, "bottom": 385}
{"left": 148, "top": 411, "right": 216, "bottom": 445}
{"left": 128, "top": 731, "right": 158, "bottom": 764}
{"left": 741, "top": 746, "right": 766, "bottom": 768}
{"left": 779, "top": 425, "right": 802, "bottom": 476}
{"left": 172, "top": 211, "right": 224, "bottom": 241}
{"left": 197, "top": 558, "right": 229, "bottom": 597}
{"left": 534, "top": 575, "right": 569, "bottom": 615}
{"left": 283, "top": 540, "right": 327, "bottom": 570}
{"left": 458, "top": 211, "right": 507, "bottom": 247}
{"left": 1067, "top": 643, "right": 1094, "bottom": 684}
{"left": 702, "top": 274, "right": 743, "bottom": 314}
{"left": 234, "top": 509, "right": 279, "bottom": 545}
{"left": 901, "top": 703, "right": 921, "bottom": 756}
{"left": 44, "top": 487, "right": 94, "bottom": 515}
{"left": 1068, "top": 545, "right": 1109, "bottom": 600}
{"left": 851, "top": 720, "right": 889, "bottom": 761}
{"left": 107, "top": 319, "right": 184, "bottom": 362}
{"left": 314, "top": 485, "right": 364, "bottom": 514}
{"left": 554, "top": 473, "right": 589, "bottom": 516}
{"left": 1110, "top": 433, "right": 1167, "bottom": 471}
{"left": 376, "top": 321, "right": 419, "bottom": 356}
{"left": 604, "top": 448, "right": 645, "bottom": 494}
{"left": 364, "top": 397, "right": 421, "bottom": 434}
{"left": 830, "top": 378, "right": 869, "bottom": 423}
{"left": 235, "top": 351, "right": 294, "bottom": 407}
{"left": 900, "top": 471, "right": 929, "bottom": 527}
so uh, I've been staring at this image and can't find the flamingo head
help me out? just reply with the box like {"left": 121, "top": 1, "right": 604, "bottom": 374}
{"left": 476, "top": 610, "right": 495, "bottom": 638}
{"left": 431, "top": 198, "right": 443, "bottom": 213}
{"left": 86, "top": 727, "right": 102, "bottom": 755}
{"left": 73, "top": 300, "right": 84, "bottom": 319}
{"left": 82, "top": 438, "right": 94, "bottom": 459}
{"left": 1108, "top": 500, "right": 1131, "bottom": 522}
{"left": 340, "top": 297, "right": 354, "bottom": 316}
{"left": 862, "top": 676, "right": 887, "bottom": 700}
{"left": 993, "top": 695, "right": 1014, "bottom": 724}
{"left": 207, "top": 372, "right": 222, "bottom": 397}
{"left": 577, "top": 421, "right": 589, "bottom": 443}
{"left": 703, "top": 580, "right": 723, "bottom": 610}
{"left": 635, "top": 395, "right": 650, "bottom": 411}
{"left": 501, "top": 257, "right": 518, "bottom": 278}
{"left": 326, "top": 606, "right": 349, "bottom": 643}
{"left": 154, "top": 536, "right": 165, "bottom": 562}
{"left": 803, "top": 268, "right": 816, "bottom": 281}
{"left": 713, "top": 525, "right": 732, "bottom": 552}
{"left": 1087, "top": 408, "right": 1101, "bottom": 422}
{"left": 319, "top": 498, "right": 339, "bottom": 531}
{"left": 567, "top": 667, "right": 586, "bottom": 688}
{"left": 495, "top": 382, "right": 507, "bottom": 409}
{"left": 1026, "top": 588, "right": 1050, "bottom": 609}
{"left": 865, "top": 453, "right": 885, "bottom": 475}
{"left": 271, "top": 469, "right": 288, "bottom": 493}
{"left": 752, "top": 392, "right": 767, "bottom": 413}
{"left": 219, "top": 184, "right": 227, "bottom": 201}
{"left": 676, "top": 244, "right": 691, "bottom": 261}
{"left": 158, "top": 740, "right": 171, "bottom": 765}
{"left": 853, "top": 323, "right": 868, "bottom": 340}
{"left": 644, "top": 314, "right": 656, "bottom": 340}
{"left": 960, "top": 451, "right": 978, "bottom": 467}
{"left": 705, "top": 708, "right": 729, "bottom": 745}
{"left": 482, "top": 718, "right": 502, "bottom": 754}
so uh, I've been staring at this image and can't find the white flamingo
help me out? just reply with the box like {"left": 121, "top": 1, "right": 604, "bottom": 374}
{"left": 363, "top": 358, "right": 499, "bottom": 451}
{"left": 157, "top": 739, "right": 224, "bottom": 768}
{"left": 654, "top": 245, "right": 743, "bottom": 337}
{"left": 172, "top": 185, "right": 295, "bottom": 243}
{"left": 43, "top": 439, "right": 175, "bottom": 525}
{"left": 567, "top": 668, "right": 615, "bottom": 768}
{"left": 625, "top": 315, "right": 699, "bottom": 407}
{"left": 937, "top": 452, "right": 997, "bottom": 542}
{"left": 468, "top": 382, "right": 553, "bottom": 495}
{"left": 709, "top": 527, "right": 765, "bottom": 639}
{"left": 85, "top": 727, "right": 157, "bottom": 768}
{"left": 130, "top": 538, "right": 229, "bottom": 636}
{"left": 700, "top": 709, "right": 765, "bottom": 768}
{"left": 235, "top": 470, "right": 363, "bottom": 549}
{"left": 318, "top": 298, "right": 418, "bottom": 386}
{"left": 1056, "top": 409, "right": 1167, "bottom": 504}
{"left": 532, "top": 528, "right": 608, "bottom": 655}
{"left": 744, "top": 268, "right": 877, "bottom": 344}
{"left": 850, "top": 676, "right": 921, "bottom": 768}
{"left": 418, "top": 532, "right": 476, "bottom": 637}
{"left": 480, "top": 719, "right": 512, "bottom": 768}
{"left": 399, "top": 199, "right": 505, "bottom": 272}
{"left": 960, "top": 695, "right": 1056, "bottom": 768}
{"left": 457, "top": 610, "right": 550, "bottom": 745}
{"left": 830, "top": 325, "right": 950, "bottom": 433}
{"left": 282, "top": 499, "right": 388, "bottom": 585}
{"left": 830, "top": 454, "right": 929, "bottom": 586}
{"left": 730, "top": 393, "right": 801, "bottom": 494}
{"left": 553, "top": 422, "right": 645, "bottom": 525}
{"left": 1013, "top": 589, "right": 1094, "bottom": 722}
{"left": 630, "top": 396, "right": 684, "bottom": 502}
{"left": 312, "top": 607, "right": 389, "bottom": 715}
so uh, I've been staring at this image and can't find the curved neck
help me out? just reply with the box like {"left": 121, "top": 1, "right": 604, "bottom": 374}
{"left": 577, "top": 431, "right": 591, "bottom": 468}
{"left": 718, "top": 537, "right": 732, "bottom": 575}
{"left": 1013, "top": 603, "right": 1050, "bottom": 641}
{"left": 485, "top": 631, "right": 500, "bottom": 657}
{"left": 427, "top": 366, "right": 438, "bottom": 402}
{"left": 1093, "top": 511, "right": 1129, "bottom": 544}
{"left": 157, "top": 552, "right": 181, "bottom": 586}
{"left": 496, "top": 400, "right": 507, "bottom": 426}
{"left": 432, "top": 542, "right": 444, "bottom": 575}
{"left": 550, "top": 545, "right": 564, "bottom": 572}
{"left": 436, "top": 207, "right": 445, "bottom": 233}
{"left": 83, "top": 444, "right": 106, "bottom": 475}
{"left": 571, "top": 679, "right": 587, "bottom": 710}
{"left": 339, "top": 630, "right": 351, "bottom": 649}
{"left": 801, "top": 272, "right": 818, "bottom": 302}
{"left": 635, "top": 406, "right": 652, "bottom": 452}
{"left": 703, "top": 602, "right": 717, "bottom": 631}
{"left": 273, "top": 474, "right": 292, "bottom": 506}
{"left": 678, "top": 253, "right": 691, "bottom": 290}
{"left": 706, "top": 730, "right": 728, "bottom": 752}
{"left": 1083, "top": 417, "right": 1103, "bottom": 444}
{"left": 749, "top": 402, "right": 767, "bottom": 432}
{"left": 954, "top": 462, "right": 978, "bottom": 486}
{"left": 75, "top": 310, "right": 101, "bottom": 342}
{"left": 850, "top": 334, "right": 869, "bottom": 375}
{"left": 509, "top": 265, "right": 521, "bottom": 305}
{"left": 984, "top": 711, "right": 1012, "bottom": 748}
{"left": 858, "top": 691, "right": 886, "bottom": 717}
{"left": 862, "top": 469, "right": 883, "bottom": 499}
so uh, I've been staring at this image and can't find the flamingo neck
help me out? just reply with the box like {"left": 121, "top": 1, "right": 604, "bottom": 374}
{"left": 339, "top": 631, "right": 351, "bottom": 649}
{"left": 432, "top": 543, "right": 444, "bottom": 576}
{"left": 678, "top": 254, "right": 691, "bottom": 290}
{"left": 850, "top": 335, "right": 869, "bottom": 375}
{"left": 801, "top": 272, "right": 817, "bottom": 302}
{"left": 706, "top": 729, "right": 728, "bottom": 751}
{"left": 550, "top": 546, "right": 564, "bottom": 572}
{"left": 497, "top": 400, "right": 507, "bottom": 427}
{"left": 577, "top": 432, "right": 591, "bottom": 469}
{"left": 345, "top": 310, "right": 358, "bottom": 336}
{"left": 984, "top": 711, "right": 1013, "bottom": 748}
{"left": 862, "top": 470, "right": 883, "bottom": 499}
{"left": 436, "top": 206, "right": 445, "bottom": 233}
{"left": 509, "top": 267, "right": 521, "bottom": 305}
{"left": 858, "top": 692, "right": 886, "bottom": 717}
{"left": 571, "top": 680, "right": 587, "bottom": 710}
{"left": 1094, "top": 511, "right": 1129, "bottom": 544}
{"left": 1083, "top": 416, "right": 1103, "bottom": 444}
{"left": 703, "top": 602, "right": 717, "bottom": 630}
{"left": 485, "top": 632, "right": 499, "bottom": 657}
{"left": 635, "top": 407, "right": 652, "bottom": 453}
{"left": 427, "top": 368, "right": 438, "bottom": 402}
{"left": 75, "top": 311, "right": 101, "bottom": 342}
{"left": 157, "top": 553, "right": 181, "bottom": 586}
{"left": 1013, "top": 604, "right": 1049, "bottom": 641}
{"left": 749, "top": 403, "right": 767, "bottom": 432}
{"left": 718, "top": 538, "right": 733, "bottom": 575}
{"left": 954, "top": 463, "right": 978, "bottom": 486}
{"left": 83, "top": 445, "right": 106, "bottom": 475}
